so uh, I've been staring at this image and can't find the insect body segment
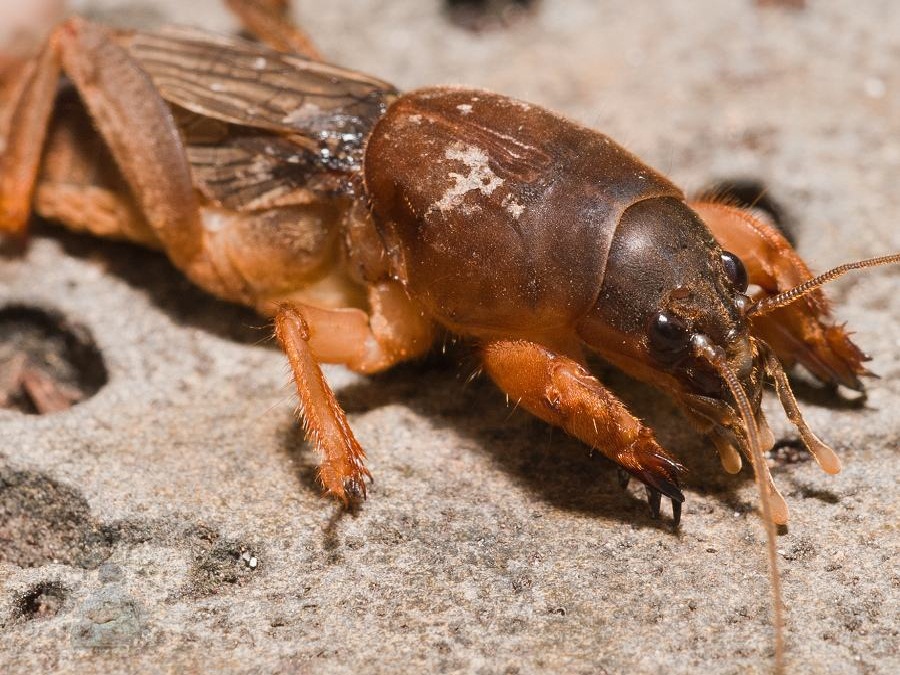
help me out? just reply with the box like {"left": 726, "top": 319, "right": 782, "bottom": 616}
{"left": 1, "top": 2, "right": 894, "bottom": 526}
{"left": 365, "top": 88, "right": 682, "bottom": 338}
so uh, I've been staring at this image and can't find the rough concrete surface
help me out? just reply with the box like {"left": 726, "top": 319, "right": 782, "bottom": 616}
{"left": 1, "top": 1, "right": 898, "bottom": 673}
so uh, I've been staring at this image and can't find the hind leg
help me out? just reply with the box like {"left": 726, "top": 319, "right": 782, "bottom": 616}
{"left": 0, "top": 19, "right": 205, "bottom": 272}
{"left": 691, "top": 201, "right": 870, "bottom": 390}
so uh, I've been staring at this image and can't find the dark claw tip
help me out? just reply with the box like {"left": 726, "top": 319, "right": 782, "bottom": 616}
{"left": 645, "top": 487, "right": 684, "bottom": 527}
{"left": 343, "top": 476, "right": 367, "bottom": 503}
{"left": 643, "top": 473, "right": 685, "bottom": 504}
{"left": 625, "top": 463, "right": 684, "bottom": 505}
{"left": 671, "top": 499, "right": 682, "bottom": 529}
{"left": 645, "top": 486, "right": 662, "bottom": 519}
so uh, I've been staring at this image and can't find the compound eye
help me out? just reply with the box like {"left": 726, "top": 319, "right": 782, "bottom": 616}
{"left": 648, "top": 311, "right": 692, "bottom": 363}
{"left": 721, "top": 251, "right": 749, "bottom": 293}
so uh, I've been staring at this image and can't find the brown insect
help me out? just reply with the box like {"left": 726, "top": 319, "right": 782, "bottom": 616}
{"left": 1, "top": 1, "right": 897, "bottom": 669}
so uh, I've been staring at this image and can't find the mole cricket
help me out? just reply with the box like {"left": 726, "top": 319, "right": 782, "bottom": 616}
{"left": 1, "top": 1, "right": 897, "bottom": 670}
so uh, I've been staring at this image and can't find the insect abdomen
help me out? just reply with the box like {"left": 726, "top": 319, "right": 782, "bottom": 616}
{"left": 363, "top": 87, "right": 682, "bottom": 338}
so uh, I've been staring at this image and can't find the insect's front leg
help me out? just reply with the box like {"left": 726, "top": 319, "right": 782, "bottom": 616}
{"left": 692, "top": 201, "right": 870, "bottom": 389}
{"left": 481, "top": 339, "right": 685, "bottom": 523}
{"left": 274, "top": 282, "right": 435, "bottom": 503}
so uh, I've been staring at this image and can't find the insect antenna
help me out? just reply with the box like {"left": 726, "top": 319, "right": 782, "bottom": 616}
{"left": 760, "top": 345, "right": 842, "bottom": 475}
{"left": 748, "top": 253, "right": 900, "bottom": 316}
{"left": 692, "top": 335, "right": 786, "bottom": 674}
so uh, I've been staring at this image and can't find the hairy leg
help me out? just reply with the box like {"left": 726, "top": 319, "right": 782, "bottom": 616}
{"left": 692, "top": 201, "right": 870, "bottom": 389}
{"left": 481, "top": 339, "right": 684, "bottom": 523}
{"left": 274, "top": 288, "right": 434, "bottom": 502}
{"left": 0, "top": 37, "right": 62, "bottom": 236}
{"left": 275, "top": 306, "right": 370, "bottom": 503}
{"left": 0, "top": 19, "right": 206, "bottom": 264}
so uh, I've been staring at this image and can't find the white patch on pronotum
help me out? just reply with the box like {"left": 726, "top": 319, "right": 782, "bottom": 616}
{"left": 457, "top": 103, "right": 473, "bottom": 114}
{"left": 502, "top": 194, "right": 525, "bottom": 219}
{"left": 432, "top": 142, "right": 504, "bottom": 215}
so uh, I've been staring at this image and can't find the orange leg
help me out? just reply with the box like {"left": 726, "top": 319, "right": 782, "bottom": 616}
{"left": 274, "top": 284, "right": 435, "bottom": 503}
{"left": 275, "top": 306, "right": 371, "bottom": 504}
{"left": 0, "top": 19, "right": 204, "bottom": 270}
{"left": 481, "top": 339, "right": 684, "bottom": 523}
{"left": 224, "top": 0, "right": 323, "bottom": 59}
{"left": 691, "top": 201, "right": 870, "bottom": 390}
{"left": 0, "top": 39, "right": 62, "bottom": 236}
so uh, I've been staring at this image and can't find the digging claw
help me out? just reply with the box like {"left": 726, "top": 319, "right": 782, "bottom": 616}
{"left": 672, "top": 499, "right": 682, "bottom": 529}
{"left": 622, "top": 444, "right": 686, "bottom": 525}
{"left": 644, "top": 485, "right": 683, "bottom": 528}
{"left": 646, "top": 486, "right": 662, "bottom": 519}
{"left": 342, "top": 473, "right": 368, "bottom": 504}
{"left": 631, "top": 459, "right": 685, "bottom": 504}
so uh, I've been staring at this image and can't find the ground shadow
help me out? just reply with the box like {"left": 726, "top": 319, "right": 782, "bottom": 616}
{"left": 787, "top": 374, "right": 868, "bottom": 410}
{"left": 279, "top": 349, "right": 760, "bottom": 531}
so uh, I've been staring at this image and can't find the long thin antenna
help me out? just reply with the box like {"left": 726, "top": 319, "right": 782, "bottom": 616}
{"left": 748, "top": 253, "right": 900, "bottom": 316}
{"left": 692, "top": 335, "right": 786, "bottom": 674}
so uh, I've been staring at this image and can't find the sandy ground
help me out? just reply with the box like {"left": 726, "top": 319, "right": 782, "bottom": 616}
{"left": 1, "top": 1, "right": 898, "bottom": 673}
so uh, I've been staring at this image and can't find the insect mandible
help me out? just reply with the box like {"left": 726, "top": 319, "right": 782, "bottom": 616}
{"left": 1, "top": 1, "right": 897, "bottom": 670}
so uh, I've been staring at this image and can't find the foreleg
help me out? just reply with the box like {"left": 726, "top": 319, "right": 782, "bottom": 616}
{"left": 481, "top": 339, "right": 685, "bottom": 523}
{"left": 692, "top": 201, "right": 870, "bottom": 389}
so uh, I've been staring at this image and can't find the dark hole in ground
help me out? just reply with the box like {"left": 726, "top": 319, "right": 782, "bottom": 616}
{"left": 15, "top": 580, "right": 67, "bottom": 621}
{"left": 0, "top": 304, "right": 107, "bottom": 414}
{"left": 445, "top": 0, "right": 537, "bottom": 30}
{"left": 0, "top": 467, "right": 116, "bottom": 568}
{"left": 696, "top": 178, "right": 796, "bottom": 246}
